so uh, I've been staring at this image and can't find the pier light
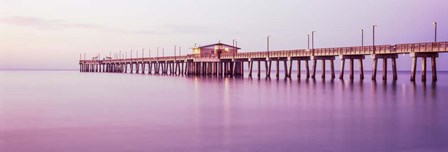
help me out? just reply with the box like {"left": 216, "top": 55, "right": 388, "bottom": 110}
{"left": 307, "top": 34, "right": 310, "bottom": 50}
{"left": 360, "top": 29, "right": 364, "bottom": 47}
{"left": 267, "top": 35, "right": 271, "bottom": 58}
{"left": 311, "top": 31, "right": 316, "bottom": 56}
{"left": 233, "top": 39, "right": 238, "bottom": 58}
{"left": 433, "top": 21, "right": 437, "bottom": 43}
{"left": 373, "top": 25, "right": 378, "bottom": 54}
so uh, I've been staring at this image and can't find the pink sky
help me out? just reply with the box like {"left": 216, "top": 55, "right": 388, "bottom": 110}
{"left": 0, "top": 0, "right": 447, "bottom": 70}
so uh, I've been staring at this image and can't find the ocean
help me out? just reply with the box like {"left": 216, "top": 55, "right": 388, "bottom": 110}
{"left": 1, "top": 70, "right": 448, "bottom": 152}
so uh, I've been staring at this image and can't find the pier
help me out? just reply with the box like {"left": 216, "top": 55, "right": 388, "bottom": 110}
{"left": 80, "top": 41, "right": 447, "bottom": 82}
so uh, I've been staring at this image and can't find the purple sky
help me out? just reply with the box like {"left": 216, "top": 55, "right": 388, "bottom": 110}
{"left": 0, "top": 0, "right": 447, "bottom": 70}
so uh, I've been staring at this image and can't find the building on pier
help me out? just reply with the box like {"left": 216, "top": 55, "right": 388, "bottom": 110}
{"left": 192, "top": 43, "right": 240, "bottom": 59}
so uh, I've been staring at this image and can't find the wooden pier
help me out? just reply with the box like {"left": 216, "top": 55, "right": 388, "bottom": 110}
{"left": 80, "top": 41, "right": 447, "bottom": 82}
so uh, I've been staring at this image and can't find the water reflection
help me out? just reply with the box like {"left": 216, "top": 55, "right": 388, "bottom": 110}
{"left": 1, "top": 71, "right": 448, "bottom": 152}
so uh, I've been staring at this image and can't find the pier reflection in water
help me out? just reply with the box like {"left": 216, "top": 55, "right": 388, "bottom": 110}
{"left": 0, "top": 70, "right": 447, "bottom": 152}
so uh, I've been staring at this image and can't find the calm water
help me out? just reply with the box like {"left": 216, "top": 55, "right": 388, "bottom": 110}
{"left": 1, "top": 70, "right": 448, "bottom": 152}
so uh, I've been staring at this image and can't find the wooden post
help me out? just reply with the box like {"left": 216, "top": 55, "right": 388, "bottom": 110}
{"left": 191, "top": 62, "right": 194, "bottom": 75}
{"left": 268, "top": 60, "right": 272, "bottom": 78}
{"left": 130, "top": 63, "right": 134, "bottom": 73}
{"left": 230, "top": 62, "right": 234, "bottom": 76}
{"left": 159, "top": 63, "right": 162, "bottom": 74}
{"left": 196, "top": 62, "right": 199, "bottom": 75}
{"left": 249, "top": 60, "right": 253, "bottom": 77}
{"left": 276, "top": 60, "right": 280, "bottom": 78}
{"left": 167, "top": 63, "right": 169, "bottom": 74}
{"left": 241, "top": 62, "right": 245, "bottom": 77}
{"left": 392, "top": 58, "right": 397, "bottom": 80}
{"left": 382, "top": 58, "right": 387, "bottom": 80}
{"left": 185, "top": 62, "right": 189, "bottom": 75}
{"left": 297, "top": 60, "right": 301, "bottom": 78}
{"left": 210, "top": 62, "right": 213, "bottom": 76}
{"left": 210, "top": 62, "right": 213, "bottom": 75}
{"left": 202, "top": 62, "right": 208, "bottom": 75}
{"left": 312, "top": 59, "right": 317, "bottom": 79}
{"left": 371, "top": 58, "right": 377, "bottom": 80}
{"left": 205, "top": 62, "right": 207, "bottom": 76}
{"left": 179, "top": 62, "right": 182, "bottom": 75}
{"left": 223, "top": 62, "right": 227, "bottom": 76}
{"left": 431, "top": 57, "right": 437, "bottom": 82}
{"left": 153, "top": 63, "right": 156, "bottom": 74}
{"left": 181, "top": 62, "right": 185, "bottom": 75}
{"left": 193, "top": 62, "right": 196, "bottom": 75}
{"left": 177, "top": 63, "right": 179, "bottom": 75}
{"left": 218, "top": 62, "right": 221, "bottom": 76}
{"left": 330, "top": 59, "right": 335, "bottom": 79}
{"left": 422, "top": 57, "right": 427, "bottom": 81}
{"left": 215, "top": 62, "right": 218, "bottom": 76}
{"left": 169, "top": 63, "right": 172, "bottom": 75}
{"left": 350, "top": 59, "right": 354, "bottom": 80}
{"left": 284, "top": 60, "right": 288, "bottom": 78}
{"left": 142, "top": 63, "right": 145, "bottom": 74}
{"left": 234, "top": 61, "right": 238, "bottom": 76}
{"left": 306, "top": 60, "right": 310, "bottom": 78}
{"left": 359, "top": 59, "right": 364, "bottom": 80}
{"left": 164, "top": 63, "right": 167, "bottom": 74}
{"left": 170, "top": 63, "right": 173, "bottom": 75}
{"left": 166, "top": 63, "right": 169, "bottom": 74}
{"left": 288, "top": 59, "right": 292, "bottom": 78}
{"left": 160, "top": 63, "right": 163, "bottom": 74}
{"left": 111, "top": 64, "right": 114, "bottom": 73}
{"left": 258, "top": 61, "right": 261, "bottom": 77}
{"left": 321, "top": 59, "right": 326, "bottom": 79}
{"left": 200, "top": 62, "right": 204, "bottom": 75}
{"left": 201, "top": 62, "right": 204, "bottom": 75}
{"left": 174, "top": 62, "right": 178, "bottom": 75}
{"left": 205, "top": 62, "right": 208, "bottom": 75}
{"left": 339, "top": 59, "right": 345, "bottom": 80}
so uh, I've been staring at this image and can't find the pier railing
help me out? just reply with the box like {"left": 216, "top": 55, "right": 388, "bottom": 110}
{"left": 80, "top": 41, "right": 448, "bottom": 64}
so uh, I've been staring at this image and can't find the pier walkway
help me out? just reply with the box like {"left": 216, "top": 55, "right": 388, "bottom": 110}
{"left": 79, "top": 41, "right": 447, "bottom": 82}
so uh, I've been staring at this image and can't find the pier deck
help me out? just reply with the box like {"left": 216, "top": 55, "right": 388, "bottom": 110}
{"left": 80, "top": 41, "right": 447, "bottom": 81}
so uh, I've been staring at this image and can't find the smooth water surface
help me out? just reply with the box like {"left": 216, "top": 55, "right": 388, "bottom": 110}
{"left": 1, "top": 70, "right": 448, "bottom": 152}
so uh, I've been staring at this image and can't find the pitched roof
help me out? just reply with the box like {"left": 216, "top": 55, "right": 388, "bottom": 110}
{"left": 198, "top": 43, "right": 241, "bottom": 49}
